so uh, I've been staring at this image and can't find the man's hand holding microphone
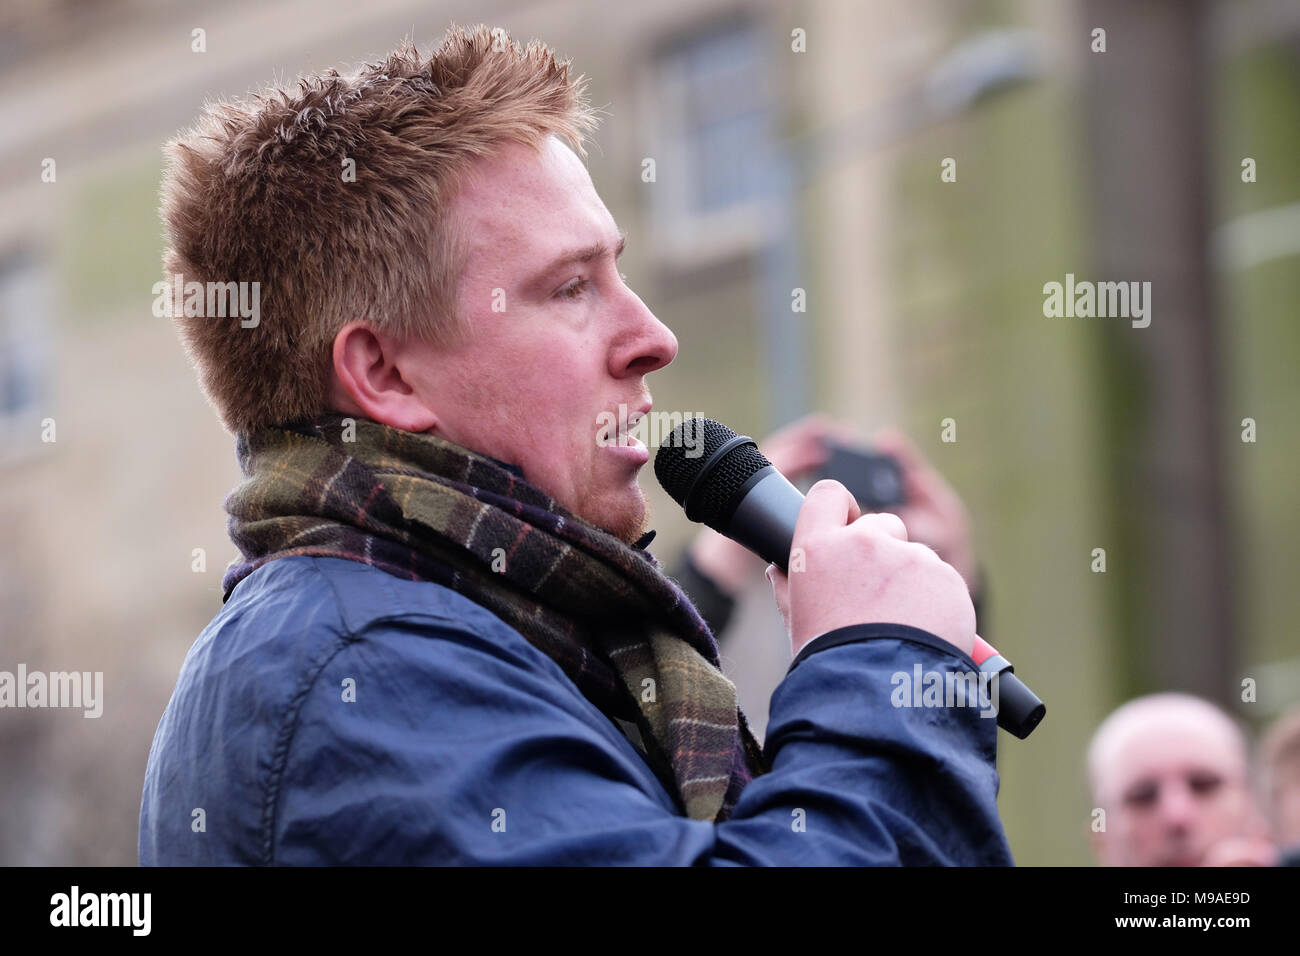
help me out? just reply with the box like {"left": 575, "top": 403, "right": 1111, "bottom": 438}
{"left": 766, "top": 478, "right": 977, "bottom": 660}
{"left": 661, "top": 413, "right": 1043, "bottom": 738}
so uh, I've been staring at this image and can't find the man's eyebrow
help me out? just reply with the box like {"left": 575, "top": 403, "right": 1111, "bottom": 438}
{"left": 524, "top": 231, "right": 627, "bottom": 290}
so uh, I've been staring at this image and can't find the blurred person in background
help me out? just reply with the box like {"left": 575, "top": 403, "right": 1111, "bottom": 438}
{"left": 1259, "top": 706, "right": 1300, "bottom": 866}
{"left": 1087, "top": 693, "right": 1276, "bottom": 866}
{"left": 673, "top": 414, "right": 987, "bottom": 642}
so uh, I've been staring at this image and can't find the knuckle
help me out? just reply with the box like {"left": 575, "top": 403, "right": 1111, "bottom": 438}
{"left": 894, "top": 543, "right": 927, "bottom": 572}
{"left": 858, "top": 513, "right": 899, "bottom": 543}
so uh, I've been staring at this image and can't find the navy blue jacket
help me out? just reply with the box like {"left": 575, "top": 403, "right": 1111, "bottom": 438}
{"left": 139, "top": 555, "right": 1013, "bottom": 865}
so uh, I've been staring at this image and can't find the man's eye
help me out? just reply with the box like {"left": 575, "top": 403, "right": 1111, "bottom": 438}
{"left": 556, "top": 278, "right": 591, "bottom": 300}
{"left": 1188, "top": 772, "right": 1223, "bottom": 796}
{"left": 1124, "top": 782, "right": 1159, "bottom": 808}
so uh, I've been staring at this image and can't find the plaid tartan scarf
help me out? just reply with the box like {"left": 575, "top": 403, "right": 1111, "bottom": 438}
{"left": 221, "top": 414, "right": 767, "bottom": 822}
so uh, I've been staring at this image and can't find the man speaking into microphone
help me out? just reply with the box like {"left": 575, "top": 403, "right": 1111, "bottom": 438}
{"left": 138, "top": 24, "right": 1013, "bottom": 865}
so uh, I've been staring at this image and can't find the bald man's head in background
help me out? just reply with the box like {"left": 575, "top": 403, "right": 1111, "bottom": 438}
{"left": 1087, "top": 693, "right": 1271, "bottom": 867}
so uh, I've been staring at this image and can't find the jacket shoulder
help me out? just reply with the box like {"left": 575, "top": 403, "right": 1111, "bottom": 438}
{"left": 140, "top": 555, "right": 567, "bottom": 864}
{"left": 229, "top": 555, "right": 525, "bottom": 641}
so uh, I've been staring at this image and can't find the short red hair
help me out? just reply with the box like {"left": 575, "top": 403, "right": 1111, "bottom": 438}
{"left": 161, "top": 24, "right": 599, "bottom": 432}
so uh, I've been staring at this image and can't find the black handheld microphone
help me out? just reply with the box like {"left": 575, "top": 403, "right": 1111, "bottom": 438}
{"left": 655, "top": 417, "right": 1045, "bottom": 739}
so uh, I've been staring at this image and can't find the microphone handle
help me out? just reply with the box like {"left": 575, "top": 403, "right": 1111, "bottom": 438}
{"left": 721, "top": 466, "right": 1045, "bottom": 739}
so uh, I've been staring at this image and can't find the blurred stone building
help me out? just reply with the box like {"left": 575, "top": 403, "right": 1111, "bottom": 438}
{"left": 1, "top": 0, "right": 1296, "bottom": 865}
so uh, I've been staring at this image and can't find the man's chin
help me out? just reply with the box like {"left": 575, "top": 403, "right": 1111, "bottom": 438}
{"left": 581, "top": 491, "right": 650, "bottom": 546}
{"left": 604, "top": 507, "right": 651, "bottom": 546}
{"left": 1157, "top": 847, "right": 1204, "bottom": 867}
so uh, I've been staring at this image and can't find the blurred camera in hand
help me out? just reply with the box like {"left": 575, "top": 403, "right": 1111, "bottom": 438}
{"left": 816, "top": 441, "right": 907, "bottom": 511}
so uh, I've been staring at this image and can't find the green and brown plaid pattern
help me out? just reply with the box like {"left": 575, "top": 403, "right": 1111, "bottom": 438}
{"left": 222, "top": 415, "right": 767, "bottom": 822}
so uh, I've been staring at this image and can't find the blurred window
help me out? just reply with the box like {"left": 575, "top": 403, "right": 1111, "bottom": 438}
{"left": 646, "top": 15, "right": 779, "bottom": 266}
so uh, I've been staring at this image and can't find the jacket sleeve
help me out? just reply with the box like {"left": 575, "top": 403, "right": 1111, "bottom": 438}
{"left": 269, "top": 613, "right": 1013, "bottom": 865}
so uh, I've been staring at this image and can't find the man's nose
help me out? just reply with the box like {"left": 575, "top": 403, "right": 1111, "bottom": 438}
{"left": 613, "top": 287, "right": 678, "bottom": 377}
{"left": 1156, "top": 780, "right": 1199, "bottom": 832}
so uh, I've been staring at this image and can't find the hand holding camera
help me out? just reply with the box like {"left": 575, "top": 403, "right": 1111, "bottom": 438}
{"left": 687, "top": 414, "right": 978, "bottom": 599}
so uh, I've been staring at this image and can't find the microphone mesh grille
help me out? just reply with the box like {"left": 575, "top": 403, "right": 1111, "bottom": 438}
{"left": 654, "top": 418, "right": 772, "bottom": 527}
{"left": 689, "top": 441, "right": 770, "bottom": 528}
{"left": 654, "top": 418, "right": 734, "bottom": 505}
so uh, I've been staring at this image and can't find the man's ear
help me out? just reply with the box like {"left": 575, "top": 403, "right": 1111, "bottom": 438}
{"left": 331, "top": 321, "right": 439, "bottom": 432}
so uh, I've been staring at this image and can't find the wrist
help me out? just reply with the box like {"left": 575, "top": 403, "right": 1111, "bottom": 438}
{"left": 789, "top": 622, "right": 980, "bottom": 674}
